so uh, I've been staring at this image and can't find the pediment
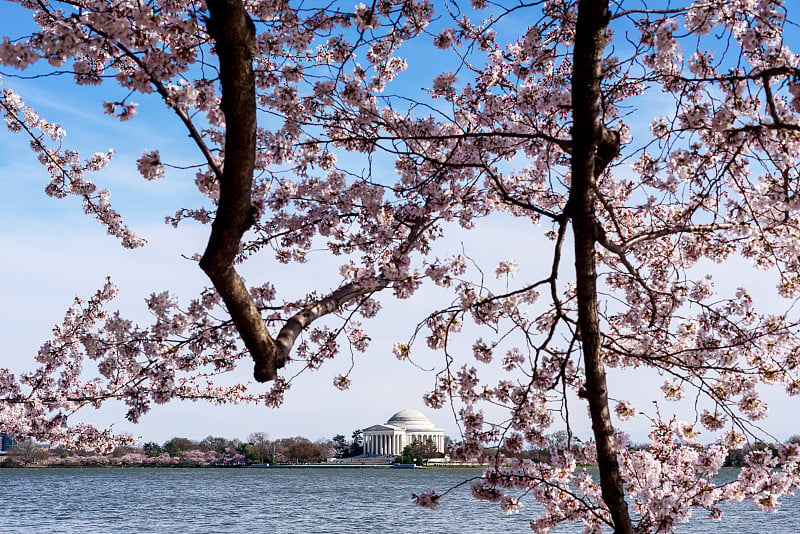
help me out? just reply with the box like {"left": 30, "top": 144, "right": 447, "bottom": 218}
{"left": 363, "top": 424, "right": 402, "bottom": 432}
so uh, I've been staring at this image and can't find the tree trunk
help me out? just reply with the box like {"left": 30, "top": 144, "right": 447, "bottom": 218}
{"left": 570, "top": 1, "right": 633, "bottom": 533}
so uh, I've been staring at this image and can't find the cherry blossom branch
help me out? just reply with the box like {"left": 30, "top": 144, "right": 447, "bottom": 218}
{"left": 483, "top": 164, "right": 562, "bottom": 221}
{"left": 0, "top": 90, "right": 143, "bottom": 247}
{"left": 620, "top": 223, "right": 738, "bottom": 250}
{"left": 110, "top": 39, "right": 224, "bottom": 180}
{"left": 323, "top": 130, "right": 572, "bottom": 153}
{"left": 611, "top": 6, "right": 689, "bottom": 19}
{"left": 34, "top": 2, "right": 225, "bottom": 181}
{"left": 275, "top": 279, "right": 389, "bottom": 356}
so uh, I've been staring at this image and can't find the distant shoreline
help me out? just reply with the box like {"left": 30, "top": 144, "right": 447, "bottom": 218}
{"left": 1, "top": 462, "right": 489, "bottom": 469}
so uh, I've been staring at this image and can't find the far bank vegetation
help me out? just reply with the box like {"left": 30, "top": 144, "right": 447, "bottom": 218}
{"left": 3, "top": 431, "right": 797, "bottom": 469}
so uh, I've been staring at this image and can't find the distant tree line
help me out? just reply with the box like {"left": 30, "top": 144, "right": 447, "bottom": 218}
{"left": 1, "top": 429, "right": 367, "bottom": 467}
{"left": 136, "top": 431, "right": 359, "bottom": 466}
{"left": 6, "top": 431, "right": 797, "bottom": 469}
{"left": 483, "top": 432, "right": 800, "bottom": 468}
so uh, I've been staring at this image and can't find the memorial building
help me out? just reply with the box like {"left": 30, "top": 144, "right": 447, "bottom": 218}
{"left": 362, "top": 409, "right": 445, "bottom": 457}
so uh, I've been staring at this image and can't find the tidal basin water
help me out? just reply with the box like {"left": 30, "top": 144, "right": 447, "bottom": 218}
{"left": 1, "top": 467, "right": 799, "bottom": 533}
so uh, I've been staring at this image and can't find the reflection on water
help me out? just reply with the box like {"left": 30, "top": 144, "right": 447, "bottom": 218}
{"left": 0, "top": 467, "right": 798, "bottom": 533}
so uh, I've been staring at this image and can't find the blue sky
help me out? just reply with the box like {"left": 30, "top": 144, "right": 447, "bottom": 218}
{"left": 1, "top": 1, "right": 800, "bottom": 447}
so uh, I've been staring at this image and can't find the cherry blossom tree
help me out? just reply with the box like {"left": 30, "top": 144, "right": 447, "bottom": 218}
{"left": 2, "top": 0, "right": 800, "bottom": 532}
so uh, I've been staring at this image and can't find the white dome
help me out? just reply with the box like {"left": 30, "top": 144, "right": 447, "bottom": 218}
{"left": 386, "top": 409, "right": 436, "bottom": 431}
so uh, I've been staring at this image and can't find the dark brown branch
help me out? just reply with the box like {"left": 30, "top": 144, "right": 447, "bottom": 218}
{"left": 275, "top": 280, "right": 389, "bottom": 354}
{"left": 664, "top": 65, "right": 800, "bottom": 84}
{"left": 200, "top": 0, "right": 283, "bottom": 382}
{"left": 484, "top": 164, "right": 562, "bottom": 221}
{"left": 320, "top": 130, "right": 573, "bottom": 153}
{"left": 611, "top": 7, "right": 688, "bottom": 19}
{"left": 621, "top": 223, "right": 737, "bottom": 250}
